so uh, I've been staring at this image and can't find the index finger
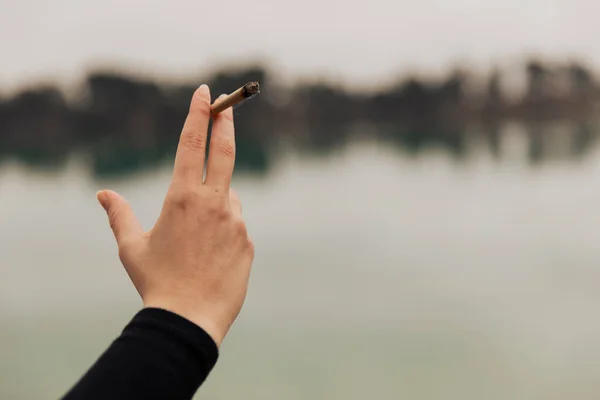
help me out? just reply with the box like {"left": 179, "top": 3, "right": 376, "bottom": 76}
{"left": 172, "top": 84, "right": 211, "bottom": 184}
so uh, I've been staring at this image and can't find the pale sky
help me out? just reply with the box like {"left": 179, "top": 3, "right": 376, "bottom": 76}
{"left": 0, "top": 0, "right": 598, "bottom": 92}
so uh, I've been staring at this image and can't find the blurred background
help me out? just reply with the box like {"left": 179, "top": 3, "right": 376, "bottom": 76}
{"left": 2, "top": 0, "right": 600, "bottom": 398}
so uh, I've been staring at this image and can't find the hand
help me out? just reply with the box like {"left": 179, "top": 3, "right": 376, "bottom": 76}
{"left": 96, "top": 85, "right": 254, "bottom": 346}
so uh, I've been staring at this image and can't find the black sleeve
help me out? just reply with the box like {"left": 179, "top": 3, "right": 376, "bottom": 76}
{"left": 61, "top": 308, "right": 219, "bottom": 400}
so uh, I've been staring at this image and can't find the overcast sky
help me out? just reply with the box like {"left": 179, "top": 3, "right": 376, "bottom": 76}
{"left": 0, "top": 0, "right": 598, "bottom": 92}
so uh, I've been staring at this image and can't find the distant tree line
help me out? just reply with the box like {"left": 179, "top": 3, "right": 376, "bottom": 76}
{"left": 1, "top": 59, "right": 599, "bottom": 177}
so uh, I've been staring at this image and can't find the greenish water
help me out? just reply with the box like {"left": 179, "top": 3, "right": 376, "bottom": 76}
{"left": 2, "top": 132, "right": 600, "bottom": 399}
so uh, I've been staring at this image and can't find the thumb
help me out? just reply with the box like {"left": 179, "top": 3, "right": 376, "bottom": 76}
{"left": 97, "top": 190, "right": 142, "bottom": 246}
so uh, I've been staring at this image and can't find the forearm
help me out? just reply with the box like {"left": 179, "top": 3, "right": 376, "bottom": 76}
{"left": 62, "top": 308, "right": 218, "bottom": 400}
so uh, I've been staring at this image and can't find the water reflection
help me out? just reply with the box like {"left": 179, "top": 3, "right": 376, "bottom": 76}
{"left": 3, "top": 116, "right": 600, "bottom": 179}
{"left": 2, "top": 62, "right": 600, "bottom": 178}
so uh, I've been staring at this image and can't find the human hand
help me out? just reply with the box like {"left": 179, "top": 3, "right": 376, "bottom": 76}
{"left": 96, "top": 85, "right": 254, "bottom": 346}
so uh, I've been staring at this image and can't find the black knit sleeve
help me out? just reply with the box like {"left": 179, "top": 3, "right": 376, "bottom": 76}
{"left": 61, "top": 308, "right": 219, "bottom": 400}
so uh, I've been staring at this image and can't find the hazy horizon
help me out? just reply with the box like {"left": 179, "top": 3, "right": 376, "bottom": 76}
{"left": 1, "top": 0, "right": 598, "bottom": 93}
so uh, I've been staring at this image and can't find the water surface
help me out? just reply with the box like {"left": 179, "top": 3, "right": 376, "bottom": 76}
{"left": 2, "top": 128, "right": 600, "bottom": 399}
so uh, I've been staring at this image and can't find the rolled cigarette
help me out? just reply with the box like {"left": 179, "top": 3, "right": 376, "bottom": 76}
{"left": 210, "top": 81, "right": 260, "bottom": 117}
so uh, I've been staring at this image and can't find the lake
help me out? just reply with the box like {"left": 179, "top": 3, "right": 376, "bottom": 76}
{"left": 2, "top": 124, "right": 600, "bottom": 399}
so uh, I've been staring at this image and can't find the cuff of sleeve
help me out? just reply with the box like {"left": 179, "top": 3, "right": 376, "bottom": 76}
{"left": 125, "top": 307, "right": 219, "bottom": 373}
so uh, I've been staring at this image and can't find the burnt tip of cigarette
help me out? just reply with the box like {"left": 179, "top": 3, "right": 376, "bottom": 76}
{"left": 242, "top": 81, "right": 260, "bottom": 99}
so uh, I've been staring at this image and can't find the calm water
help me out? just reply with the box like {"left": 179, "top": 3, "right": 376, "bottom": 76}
{"left": 3, "top": 127, "right": 600, "bottom": 399}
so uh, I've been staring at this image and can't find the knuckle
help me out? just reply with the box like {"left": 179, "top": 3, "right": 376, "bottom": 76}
{"left": 117, "top": 241, "right": 129, "bottom": 255}
{"left": 169, "top": 188, "right": 202, "bottom": 210}
{"left": 233, "top": 218, "right": 247, "bottom": 236}
{"left": 206, "top": 194, "right": 230, "bottom": 218}
{"left": 214, "top": 205, "right": 231, "bottom": 220}
{"left": 182, "top": 132, "right": 207, "bottom": 152}
{"left": 117, "top": 247, "right": 128, "bottom": 262}
{"left": 218, "top": 140, "right": 235, "bottom": 159}
{"left": 246, "top": 237, "right": 255, "bottom": 257}
{"left": 117, "top": 237, "right": 136, "bottom": 259}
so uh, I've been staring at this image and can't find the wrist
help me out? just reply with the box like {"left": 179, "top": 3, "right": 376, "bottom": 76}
{"left": 143, "top": 298, "right": 226, "bottom": 347}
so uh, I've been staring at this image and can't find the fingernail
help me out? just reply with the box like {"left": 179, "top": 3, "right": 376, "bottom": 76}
{"left": 198, "top": 84, "right": 209, "bottom": 93}
{"left": 218, "top": 93, "right": 227, "bottom": 99}
{"left": 96, "top": 190, "right": 107, "bottom": 210}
